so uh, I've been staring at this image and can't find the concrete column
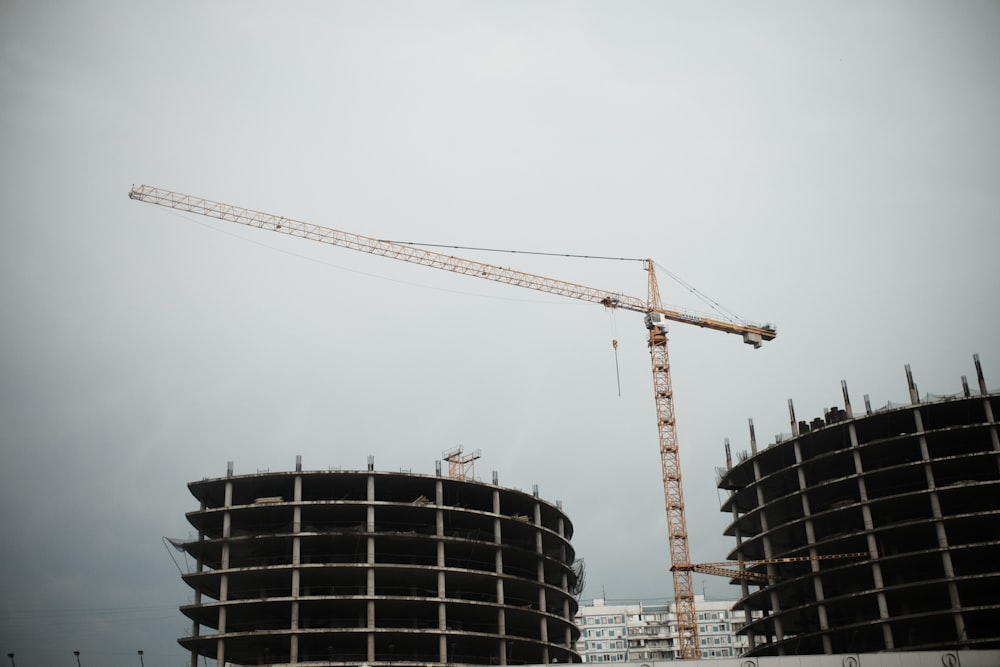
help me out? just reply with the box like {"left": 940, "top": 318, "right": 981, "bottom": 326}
{"left": 535, "top": 499, "right": 547, "bottom": 636}
{"left": 437, "top": 502, "right": 447, "bottom": 655}
{"left": 437, "top": 474, "right": 447, "bottom": 659}
{"left": 987, "top": 398, "right": 1000, "bottom": 476}
{"left": 290, "top": 475, "right": 302, "bottom": 663}
{"left": 906, "top": 364, "right": 921, "bottom": 405}
{"left": 846, "top": 421, "right": 894, "bottom": 650}
{"left": 293, "top": 474, "right": 303, "bottom": 525}
{"left": 494, "top": 489, "right": 506, "bottom": 663}
{"left": 367, "top": 474, "right": 376, "bottom": 529}
{"left": 977, "top": 355, "right": 1000, "bottom": 472}
{"left": 538, "top": 565, "right": 549, "bottom": 648}
{"left": 494, "top": 489, "right": 504, "bottom": 574}
{"left": 538, "top": 537, "right": 550, "bottom": 662}
{"left": 221, "top": 481, "right": 233, "bottom": 571}
{"left": 557, "top": 517, "right": 568, "bottom": 571}
{"left": 842, "top": 380, "right": 854, "bottom": 419}
{"left": 793, "top": 442, "right": 831, "bottom": 653}
{"left": 437, "top": 512, "right": 447, "bottom": 663}
{"left": 216, "top": 480, "right": 233, "bottom": 667}
{"left": 191, "top": 521, "right": 205, "bottom": 667}
{"left": 366, "top": 472, "right": 375, "bottom": 663}
{"left": 913, "top": 409, "right": 967, "bottom": 644}
{"left": 974, "top": 353, "right": 988, "bottom": 395}
{"left": 752, "top": 461, "right": 783, "bottom": 649}
{"left": 439, "top": 513, "right": 449, "bottom": 667}
{"left": 730, "top": 504, "right": 754, "bottom": 650}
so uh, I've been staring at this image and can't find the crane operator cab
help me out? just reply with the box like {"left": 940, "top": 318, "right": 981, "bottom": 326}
{"left": 644, "top": 312, "right": 671, "bottom": 347}
{"left": 644, "top": 312, "right": 669, "bottom": 334}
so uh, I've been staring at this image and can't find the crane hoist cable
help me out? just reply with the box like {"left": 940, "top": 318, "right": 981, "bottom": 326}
{"left": 608, "top": 308, "right": 621, "bottom": 397}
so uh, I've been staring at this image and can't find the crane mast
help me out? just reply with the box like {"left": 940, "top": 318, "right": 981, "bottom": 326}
{"left": 129, "top": 184, "right": 776, "bottom": 660}
{"left": 644, "top": 263, "right": 699, "bottom": 656}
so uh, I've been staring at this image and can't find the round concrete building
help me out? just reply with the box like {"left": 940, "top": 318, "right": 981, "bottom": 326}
{"left": 718, "top": 358, "right": 1000, "bottom": 656}
{"left": 177, "top": 463, "right": 582, "bottom": 666}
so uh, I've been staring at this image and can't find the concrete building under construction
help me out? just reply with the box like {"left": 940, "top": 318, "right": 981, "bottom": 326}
{"left": 718, "top": 356, "right": 1000, "bottom": 655}
{"left": 176, "top": 461, "right": 582, "bottom": 666}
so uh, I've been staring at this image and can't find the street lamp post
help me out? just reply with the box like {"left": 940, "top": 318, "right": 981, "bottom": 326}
{"left": 7, "top": 652, "right": 15, "bottom": 667}
{"left": 137, "top": 650, "right": 145, "bottom": 667}
{"left": 73, "top": 650, "right": 81, "bottom": 667}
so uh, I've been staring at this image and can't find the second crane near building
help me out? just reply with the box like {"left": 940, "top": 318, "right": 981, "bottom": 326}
{"left": 129, "top": 184, "right": 777, "bottom": 660}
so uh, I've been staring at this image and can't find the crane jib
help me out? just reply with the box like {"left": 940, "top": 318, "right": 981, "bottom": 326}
{"left": 128, "top": 185, "right": 775, "bottom": 343}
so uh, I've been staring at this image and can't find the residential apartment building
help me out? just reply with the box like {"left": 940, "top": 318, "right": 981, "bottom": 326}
{"left": 574, "top": 600, "right": 632, "bottom": 663}
{"left": 575, "top": 596, "right": 749, "bottom": 661}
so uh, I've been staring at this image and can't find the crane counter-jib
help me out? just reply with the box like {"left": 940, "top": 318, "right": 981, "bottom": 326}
{"left": 129, "top": 183, "right": 777, "bottom": 660}
{"left": 127, "top": 184, "right": 776, "bottom": 342}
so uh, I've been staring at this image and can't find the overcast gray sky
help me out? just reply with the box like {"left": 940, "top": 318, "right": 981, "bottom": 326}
{"left": 2, "top": 1, "right": 998, "bottom": 665}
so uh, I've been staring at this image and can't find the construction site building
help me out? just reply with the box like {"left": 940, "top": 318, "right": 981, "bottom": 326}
{"left": 176, "top": 464, "right": 582, "bottom": 666}
{"left": 718, "top": 361, "right": 1000, "bottom": 655}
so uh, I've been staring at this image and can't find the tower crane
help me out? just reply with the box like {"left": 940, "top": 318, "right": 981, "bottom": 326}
{"left": 129, "top": 185, "right": 776, "bottom": 660}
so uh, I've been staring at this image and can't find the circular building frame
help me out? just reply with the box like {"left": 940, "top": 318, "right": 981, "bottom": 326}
{"left": 719, "top": 388, "right": 1000, "bottom": 656}
{"left": 178, "top": 468, "right": 582, "bottom": 666}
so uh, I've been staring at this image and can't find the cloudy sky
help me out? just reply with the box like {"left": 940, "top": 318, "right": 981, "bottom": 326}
{"left": 2, "top": 1, "right": 998, "bottom": 665}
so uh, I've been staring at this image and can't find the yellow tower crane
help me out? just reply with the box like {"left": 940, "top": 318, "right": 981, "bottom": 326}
{"left": 129, "top": 185, "right": 777, "bottom": 660}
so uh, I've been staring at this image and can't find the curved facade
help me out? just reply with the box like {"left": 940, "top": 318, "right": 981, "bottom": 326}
{"left": 178, "top": 467, "right": 581, "bottom": 666}
{"left": 719, "top": 385, "right": 1000, "bottom": 656}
